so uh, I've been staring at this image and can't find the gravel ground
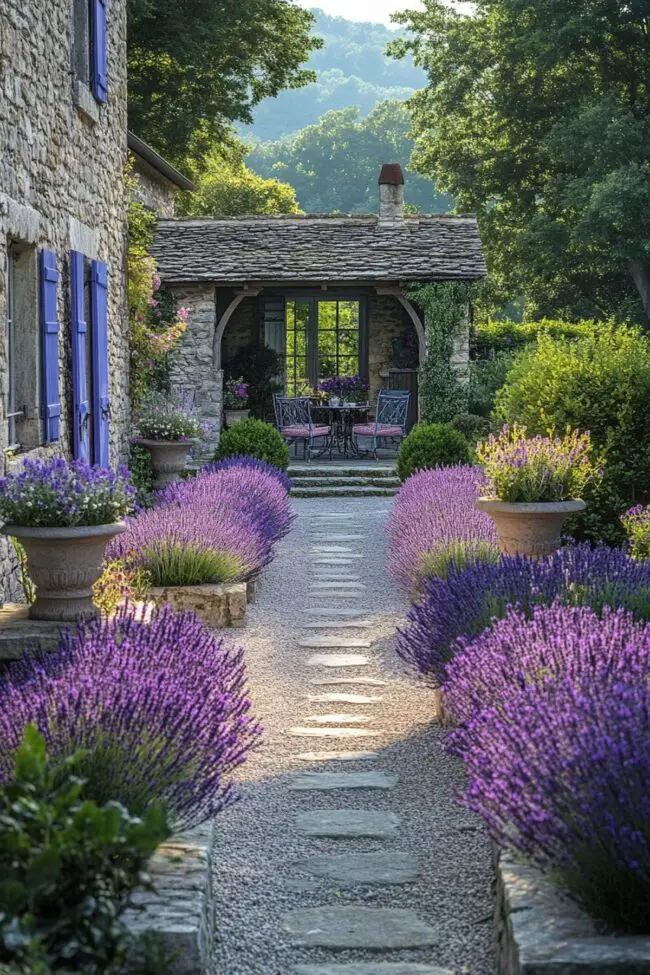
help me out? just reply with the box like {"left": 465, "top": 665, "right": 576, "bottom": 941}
{"left": 209, "top": 497, "right": 495, "bottom": 975}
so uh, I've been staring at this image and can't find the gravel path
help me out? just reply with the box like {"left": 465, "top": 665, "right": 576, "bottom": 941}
{"left": 209, "top": 497, "right": 495, "bottom": 975}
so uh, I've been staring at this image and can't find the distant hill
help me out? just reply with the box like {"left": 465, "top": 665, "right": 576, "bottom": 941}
{"left": 243, "top": 8, "right": 425, "bottom": 141}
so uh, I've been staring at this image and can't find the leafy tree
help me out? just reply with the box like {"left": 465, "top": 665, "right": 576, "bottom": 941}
{"left": 391, "top": 0, "right": 650, "bottom": 323}
{"left": 180, "top": 142, "right": 301, "bottom": 217}
{"left": 127, "top": 0, "right": 321, "bottom": 162}
{"left": 248, "top": 101, "right": 452, "bottom": 213}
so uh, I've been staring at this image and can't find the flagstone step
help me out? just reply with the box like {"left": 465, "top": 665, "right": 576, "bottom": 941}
{"left": 302, "top": 620, "right": 372, "bottom": 629}
{"left": 294, "top": 964, "right": 452, "bottom": 975}
{"left": 307, "top": 693, "right": 383, "bottom": 703}
{"left": 296, "top": 751, "right": 379, "bottom": 762}
{"left": 299, "top": 637, "right": 371, "bottom": 649}
{"left": 294, "top": 477, "right": 400, "bottom": 489}
{"left": 289, "top": 727, "right": 380, "bottom": 738}
{"left": 306, "top": 654, "right": 370, "bottom": 668}
{"left": 309, "top": 676, "right": 388, "bottom": 686}
{"left": 282, "top": 906, "right": 439, "bottom": 949}
{"left": 309, "top": 534, "right": 366, "bottom": 542}
{"left": 305, "top": 713, "right": 375, "bottom": 724}
{"left": 289, "top": 771, "right": 396, "bottom": 790}
{"left": 307, "top": 608, "right": 368, "bottom": 617}
{"left": 291, "top": 465, "right": 397, "bottom": 479}
{"left": 292, "top": 852, "right": 418, "bottom": 886}
{"left": 293, "top": 486, "right": 397, "bottom": 498}
{"left": 296, "top": 809, "right": 400, "bottom": 838}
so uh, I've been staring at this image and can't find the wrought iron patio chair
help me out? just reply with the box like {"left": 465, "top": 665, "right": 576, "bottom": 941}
{"left": 276, "top": 396, "right": 331, "bottom": 459}
{"left": 352, "top": 389, "right": 410, "bottom": 459}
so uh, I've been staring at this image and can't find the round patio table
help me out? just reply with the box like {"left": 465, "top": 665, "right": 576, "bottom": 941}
{"left": 311, "top": 403, "right": 369, "bottom": 458}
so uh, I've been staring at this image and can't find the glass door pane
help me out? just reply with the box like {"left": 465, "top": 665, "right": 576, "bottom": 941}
{"left": 285, "top": 299, "right": 311, "bottom": 396}
{"left": 316, "top": 300, "right": 360, "bottom": 384}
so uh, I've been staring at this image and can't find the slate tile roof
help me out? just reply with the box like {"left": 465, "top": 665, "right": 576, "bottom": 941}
{"left": 152, "top": 214, "right": 486, "bottom": 285}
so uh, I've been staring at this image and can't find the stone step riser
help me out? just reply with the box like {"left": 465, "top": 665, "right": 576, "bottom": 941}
{"left": 289, "top": 468, "right": 397, "bottom": 480}
{"left": 292, "top": 488, "right": 397, "bottom": 498}
{"left": 292, "top": 478, "right": 400, "bottom": 488}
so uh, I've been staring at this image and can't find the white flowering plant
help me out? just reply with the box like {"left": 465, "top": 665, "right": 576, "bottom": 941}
{"left": 136, "top": 395, "right": 203, "bottom": 442}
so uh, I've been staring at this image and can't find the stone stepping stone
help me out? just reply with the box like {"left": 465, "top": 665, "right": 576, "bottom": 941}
{"left": 309, "top": 582, "right": 367, "bottom": 591}
{"left": 311, "top": 546, "right": 356, "bottom": 553}
{"left": 303, "top": 621, "right": 372, "bottom": 630}
{"left": 307, "top": 654, "right": 370, "bottom": 668}
{"left": 282, "top": 906, "right": 439, "bottom": 949}
{"left": 309, "top": 676, "right": 388, "bottom": 686}
{"left": 308, "top": 594, "right": 367, "bottom": 602}
{"left": 296, "top": 751, "right": 378, "bottom": 762}
{"left": 293, "top": 852, "right": 418, "bottom": 885}
{"left": 313, "top": 556, "right": 364, "bottom": 563}
{"left": 294, "top": 964, "right": 452, "bottom": 975}
{"left": 311, "top": 572, "right": 362, "bottom": 580}
{"left": 305, "top": 713, "right": 375, "bottom": 724}
{"left": 308, "top": 608, "right": 368, "bottom": 617}
{"left": 310, "top": 535, "right": 366, "bottom": 543}
{"left": 289, "top": 771, "right": 396, "bottom": 790}
{"left": 299, "top": 637, "right": 370, "bottom": 649}
{"left": 296, "top": 809, "right": 400, "bottom": 838}
{"left": 307, "top": 693, "right": 382, "bottom": 704}
{"left": 288, "top": 727, "right": 380, "bottom": 738}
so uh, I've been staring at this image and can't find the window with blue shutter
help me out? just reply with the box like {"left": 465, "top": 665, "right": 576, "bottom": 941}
{"left": 90, "top": 260, "right": 110, "bottom": 466}
{"left": 70, "top": 251, "right": 90, "bottom": 461}
{"left": 90, "top": 0, "right": 107, "bottom": 103}
{"left": 39, "top": 250, "right": 60, "bottom": 443}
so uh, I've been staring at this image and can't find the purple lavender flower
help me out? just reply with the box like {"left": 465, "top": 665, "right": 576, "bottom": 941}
{"left": 0, "top": 458, "right": 135, "bottom": 527}
{"left": 387, "top": 466, "right": 497, "bottom": 590}
{"left": 444, "top": 602, "right": 650, "bottom": 742}
{"left": 206, "top": 456, "right": 292, "bottom": 494}
{"left": 459, "top": 674, "right": 650, "bottom": 932}
{"left": 0, "top": 605, "right": 262, "bottom": 828}
{"left": 398, "top": 543, "right": 650, "bottom": 684}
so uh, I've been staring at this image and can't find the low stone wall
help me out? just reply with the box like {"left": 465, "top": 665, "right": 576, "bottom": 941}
{"left": 125, "top": 823, "right": 215, "bottom": 974}
{"left": 148, "top": 581, "right": 248, "bottom": 628}
{"left": 496, "top": 850, "right": 650, "bottom": 973}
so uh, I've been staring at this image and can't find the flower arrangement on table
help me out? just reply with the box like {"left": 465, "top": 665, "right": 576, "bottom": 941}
{"left": 318, "top": 375, "right": 369, "bottom": 404}
{"left": 224, "top": 378, "right": 250, "bottom": 411}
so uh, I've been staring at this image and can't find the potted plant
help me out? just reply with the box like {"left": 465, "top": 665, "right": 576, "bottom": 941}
{"left": 224, "top": 378, "right": 250, "bottom": 426}
{"left": 474, "top": 424, "right": 597, "bottom": 558}
{"left": 133, "top": 394, "right": 203, "bottom": 488}
{"left": 0, "top": 458, "right": 134, "bottom": 621}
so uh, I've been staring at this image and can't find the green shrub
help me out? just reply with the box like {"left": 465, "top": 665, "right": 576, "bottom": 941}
{"left": 0, "top": 726, "right": 169, "bottom": 974}
{"left": 214, "top": 419, "right": 289, "bottom": 471}
{"left": 496, "top": 323, "right": 650, "bottom": 544}
{"left": 142, "top": 541, "right": 244, "bottom": 586}
{"left": 621, "top": 506, "right": 650, "bottom": 561}
{"left": 450, "top": 413, "right": 491, "bottom": 444}
{"left": 473, "top": 319, "right": 595, "bottom": 357}
{"left": 468, "top": 351, "right": 517, "bottom": 417}
{"left": 128, "top": 443, "right": 154, "bottom": 508}
{"left": 418, "top": 539, "right": 499, "bottom": 584}
{"left": 396, "top": 423, "right": 471, "bottom": 482}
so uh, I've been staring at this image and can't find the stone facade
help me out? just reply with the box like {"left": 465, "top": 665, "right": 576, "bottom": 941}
{"left": 130, "top": 156, "right": 178, "bottom": 217}
{"left": 168, "top": 285, "right": 223, "bottom": 457}
{"left": 0, "top": 0, "right": 130, "bottom": 600}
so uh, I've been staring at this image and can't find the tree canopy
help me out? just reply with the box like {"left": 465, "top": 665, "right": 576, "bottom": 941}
{"left": 247, "top": 100, "right": 452, "bottom": 213}
{"left": 127, "top": 0, "right": 321, "bottom": 162}
{"left": 180, "top": 143, "right": 301, "bottom": 217}
{"left": 391, "top": 0, "right": 650, "bottom": 323}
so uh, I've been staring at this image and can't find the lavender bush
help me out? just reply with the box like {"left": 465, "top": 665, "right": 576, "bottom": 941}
{"left": 0, "top": 605, "right": 262, "bottom": 828}
{"left": 387, "top": 466, "right": 497, "bottom": 590}
{"left": 398, "top": 543, "right": 650, "bottom": 684}
{"left": 622, "top": 504, "right": 650, "bottom": 560}
{"left": 0, "top": 459, "right": 135, "bottom": 527}
{"left": 107, "top": 502, "right": 269, "bottom": 585}
{"left": 444, "top": 602, "right": 650, "bottom": 736}
{"left": 460, "top": 675, "right": 650, "bottom": 932}
{"left": 475, "top": 423, "right": 597, "bottom": 502}
{"left": 207, "top": 455, "right": 293, "bottom": 494}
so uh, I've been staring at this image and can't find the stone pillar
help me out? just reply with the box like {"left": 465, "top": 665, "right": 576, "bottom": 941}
{"left": 451, "top": 302, "right": 470, "bottom": 387}
{"left": 168, "top": 285, "right": 223, "bottom": 458}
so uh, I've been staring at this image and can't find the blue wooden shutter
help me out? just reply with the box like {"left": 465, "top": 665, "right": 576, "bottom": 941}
{"left": 39, "top": 250, "right": 60, "bottom": 443}
{"left": 90, "top": 260, "right": 110, "bottom": 466}
{"left": 70, "top": 251, "right": 90, "bottom": 461}
{"left": 91, "top": 0, "right": 107, "bottom": 103}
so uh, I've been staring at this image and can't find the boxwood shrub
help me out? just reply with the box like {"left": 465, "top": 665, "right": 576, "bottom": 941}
{"left": 214, "top": 419, "right": 289, "bottom": 472}
{"left": 396, "top": 423, "right": 471, "bottom": 482}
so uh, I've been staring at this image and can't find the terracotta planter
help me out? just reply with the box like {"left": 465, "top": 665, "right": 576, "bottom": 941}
{"left": 135, "top": 438, "right": 191, "bottom": 488}
{"left": 475, "top": 498, "right": 586, "bottom": 559}
{"left": 224, "top": 409, "right": 250, "bottom": 426}
{"left": 3, "top": 522, "right": 125, "bottom": 622}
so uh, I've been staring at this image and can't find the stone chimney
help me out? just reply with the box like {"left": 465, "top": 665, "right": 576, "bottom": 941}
{"left": 378, "top": 163, "right": 405, "bottom": 226}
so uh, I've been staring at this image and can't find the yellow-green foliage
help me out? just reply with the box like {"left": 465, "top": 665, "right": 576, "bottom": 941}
{"left": 474, "top": 319, "right": 596, "bottom": 355}
{"left": 92, "top": 559, "right": 151, "bottom": 616}
{"left": 496, "top": 323, "right": 650, "bottom": 543}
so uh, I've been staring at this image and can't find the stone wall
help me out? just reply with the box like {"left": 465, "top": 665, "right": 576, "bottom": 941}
{"left": 0, "top": 0, "right": 129, "bottom": 600}
{"left": 168, "top": 285, "right": 223, "bottom": 457}
{"left": 368, "top": 295, "right": 418, "bottom": 405}
{"left": 130, "top": 156, "right": 177, "bottom": 217}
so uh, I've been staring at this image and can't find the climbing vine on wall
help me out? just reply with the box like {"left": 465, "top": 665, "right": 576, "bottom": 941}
{"left": 410, "top": 282, "right": 474, "bottom": 423}
{"left": 126, "top": 167, "right": 188, "bottom": 412}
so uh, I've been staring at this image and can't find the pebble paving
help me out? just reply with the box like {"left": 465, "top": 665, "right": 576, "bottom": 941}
{"left": 209, "top": 498, "right": 495, "bottom": 975}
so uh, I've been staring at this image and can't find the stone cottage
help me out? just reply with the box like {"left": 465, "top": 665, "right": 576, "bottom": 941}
{"left": 151, "top": 164, "right": 486, "bottom": 451}
{"left": 128, "top": 131, "right": 195, "bottom": 218}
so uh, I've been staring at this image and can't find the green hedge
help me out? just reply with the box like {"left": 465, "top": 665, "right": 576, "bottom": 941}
{"left": 396, "top": 423, "right": 471, "bottom": 482}
{"left": 214, "top": 418, "right": 289, "bottom": 471}
{"left": 473, "top": 319, "right": 596, "bottom": 358}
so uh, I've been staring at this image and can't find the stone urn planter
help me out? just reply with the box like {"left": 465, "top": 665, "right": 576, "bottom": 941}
{"left": 224, "top": 409, "right": 250, "bottom": 427}
{"left": 135, "top": 438, "right": 191, "bottom": 489}
{"left": 475, "top": 498, "right": 586, "bottom": 559}
{"left": 3, "top": 522, "right": 126, "bottom": 621}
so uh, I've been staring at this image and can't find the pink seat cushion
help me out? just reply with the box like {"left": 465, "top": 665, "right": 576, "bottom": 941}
{"left": 352, "top": 423, "right": 403, "bottom": 437}
{"left": 282, "top": 425, "right": 330, "bottom": 438}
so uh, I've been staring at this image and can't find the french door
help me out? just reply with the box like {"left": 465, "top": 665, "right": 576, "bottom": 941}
{"left": 284, "top": 297, "right": 367, "bottom": 396}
